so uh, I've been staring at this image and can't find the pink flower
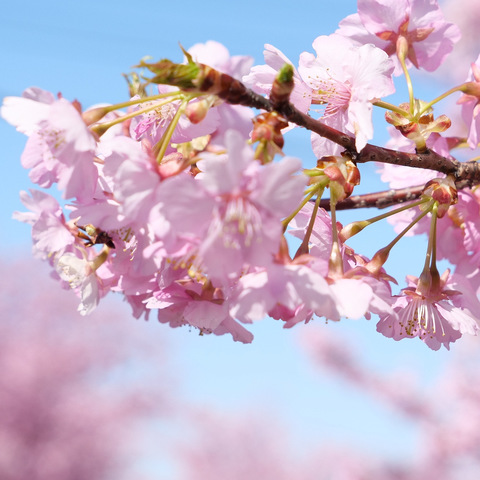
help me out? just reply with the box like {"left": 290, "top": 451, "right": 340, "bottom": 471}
{"left": 155, "top": 130, "right": 307, "bottom": 284}
{"left": 242, "top": 44, "right": 313, "bottom": 114}
{"left": 146, "top": 276, "right": 254, "bottom": 343}
{"left": 288, "top": 202, "right": 397, "bottom": 322}
{"left": 440, "top": 0, "right": 480, "bottom": 82}
{"left": 298, "top": 34, "right": 395, "bottom": 152}
{"left": 187, "top": 41, "right": 255, "bottom": 145}
{"left": 188, "top": 40, "right": 253, "bottom": 78}
{"left": 1, "top": 88, "right": 98, "bottom": 201}
{"left": 55, "top": 252, "right": 101, "bottom": 316}
{"left": 131, "top": 85, "right": 220, "bottom": 146}
{"left": 0, "top": 86, "right": 55, "bottom": 135}
{"left": 132, "top": 41, "right": 255, "bottom": 148}
{"left": 229, "top": 261, "right": 339, "bottom": 325}
{"left": 13, "top": 189, "right": 76, "bottom": 258}
{"left": 337, "top": 0, "right": 461, "bottom": 75}
{"left": 329, "top": 276, "right": 388, "bottom": 321}
{"left": 377, "top": 271, "right": 480, "bottom": 350}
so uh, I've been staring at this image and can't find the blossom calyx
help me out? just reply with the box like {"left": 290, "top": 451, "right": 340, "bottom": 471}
{"left": 422, "top": 176, "right": 457, "bottom": 218}
{"left": 461, "top": 81, "right": 480, "bottom": 99}
{"left": 460, "top": 63, "right": 480, "bottom": 99}
{"left": 251, "top": 111, "right": 288, "bottom": 163}
{"left": 137, "top": 58, "right": 201, "bottom": 90}
{"left": 317, "top": 155, "right": 360, "bottom": 202}
{"left": 385, "top": 100, "right": 451, "bottom": 152}
{"left": 82, "top": 105, "right": 111, "bottom": 126}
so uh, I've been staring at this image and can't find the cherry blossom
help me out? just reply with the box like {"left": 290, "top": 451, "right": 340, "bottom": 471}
{"left": 13, "top": 189, "right": 76, "bottom": 257}
{"left": 337, "top": 0, "right": 461, "bottom": 74}
{"left": 130, "top": 85, "right": 220, "bottom": 146}
{"left": 155, "top": 129, "right": 307, "bottom": 284}
{"left": 55, "top": 252, "right": 101, "bottom": 316}
{"left": 3, "top": 14, "right": 480, "bottom": 350}
{"left": 146, "top": 278, "right": 254, "bottom": 343}
{"left": 229, "top": 260, "right": 339, "bottom": 325}
{"left": 377, "top": 270, "right": 480, "bottom": 350}
{"left": 2, "top": 87, "right": 98, "bottom": 201}
{"left": 188, "top": 40, "right": 255, "bottom": 143}
{"left": 298, "top": 34, "right": 395, "bottom": 152}
{"left": 242, "top": 43, "right": 313, "bottom": 114}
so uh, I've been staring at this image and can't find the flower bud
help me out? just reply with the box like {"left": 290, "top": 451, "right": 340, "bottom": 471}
{"left": 317, "top": 155, "right": 360, "bottom": 202}
{"left": 386, "top": 100, "right": 451, "bottom": 152}
{"left": 251, "top": 111, "right": 289, "bottom": 163}
{"left": 461, "top": 81, "right": 480, "bottom": 99}
{"left": 270, "top": 63, "right": 294, "bottom": 105}
{"left": 82, "top": 106, "right": 110, "bottom": 126}
{"left": 422, "top": 176, "right": 457, "bottom": 218}
{"left": 339, "top": 220, "right": 369, "bottom": 241}
{"left": 186, "top": 98, "right": 211, "bottom": 124}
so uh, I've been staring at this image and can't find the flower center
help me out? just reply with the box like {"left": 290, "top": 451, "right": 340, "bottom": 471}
{"left": 307, "top": 72, "right": 352, "bottom": 117}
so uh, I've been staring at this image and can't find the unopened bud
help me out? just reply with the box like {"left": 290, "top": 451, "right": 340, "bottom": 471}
{"left": 460, "top": 80, "right": 480, "bottom": 99}
{"left": 317, "top": 156, "right": 360, "bottom": 201}
{"left": 270, "top": 63, "right": 294, "bottom": 105}
{"left": 251, "top": 111, "right": 289, "bottom": 163}
{"left": 396, "top": 35, "right": 410, "bottom": 64}
{"left": 422, "top": 175, "right": 457, "bottom": 218}
{"left": 186, "top": 98, "right": 210, "bottom": 124}
{"left": 82, "top": 106, "right": 111, "bottom": 126}
{"left": 339, "top": 220, "right": 369, "bottom": 241}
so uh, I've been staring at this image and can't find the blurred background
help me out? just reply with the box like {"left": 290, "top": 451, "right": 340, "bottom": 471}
{"left": 1, "top": 1, "right": 480, "bottom": 478}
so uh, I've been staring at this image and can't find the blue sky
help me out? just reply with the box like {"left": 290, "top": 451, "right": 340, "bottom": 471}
{"left": 0, "top": 0, "right": 461, "bottom": 476}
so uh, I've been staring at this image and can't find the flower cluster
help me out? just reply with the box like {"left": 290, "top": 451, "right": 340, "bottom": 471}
{"left": 4, "top": 0, "right": 480, "bottom": 350}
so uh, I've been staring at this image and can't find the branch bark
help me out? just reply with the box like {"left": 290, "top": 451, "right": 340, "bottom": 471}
{"left": 319, "top": 185, "right": 425, "bottom": 210}
{"left": 222, "top": 83, "right": 480, "bottom": 190}
{"left": 269, "top": 100, "right": 480, "bottom": 189}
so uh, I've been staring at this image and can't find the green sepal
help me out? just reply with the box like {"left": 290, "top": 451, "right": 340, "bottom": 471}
{"left": 136, "top": 59, "right": 200, "bottom": 90}
{"left": 277, "top": 63, "right": 294, "bottom": 84}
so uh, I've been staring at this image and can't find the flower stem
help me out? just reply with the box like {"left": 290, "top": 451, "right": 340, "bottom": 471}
{"left": 103, "top": 91, "right": 186, "bottom": 112}
{"left": 328, "top": 199, "right": 343, "bottom": 276}
{"left": 418, "top": 85, "right": 465, "bottom": 116}
{"left": 423, "top": 203, "right": 439, "bottom": 273}
{"left": 154, "top": 95, "right": 195, "bottom": 163}
{"left": 282, "top": 183, "right": 326, "bottom": 231}
{"left": 366, "top": 201, "right": 434, "bottom": 274}
{"left": 396, "top": 36, "right": 415, "bottom": 115}
{"left": 373, "top": 100, "right": 411, "bottom": 117}
{"left": 294, "top": 193, "right": 322, "bottom": 257}
{"left": 91, "top": 94, "right": 184, "bottom": 136}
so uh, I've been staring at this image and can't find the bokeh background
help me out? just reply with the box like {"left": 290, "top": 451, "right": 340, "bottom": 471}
{"left": 2, "top": 1, "right": 480, "bottom": 478}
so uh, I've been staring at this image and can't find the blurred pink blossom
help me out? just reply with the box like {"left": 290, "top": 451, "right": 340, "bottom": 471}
{"left": 0, "top": 257, "right": 169, "bottom": 480}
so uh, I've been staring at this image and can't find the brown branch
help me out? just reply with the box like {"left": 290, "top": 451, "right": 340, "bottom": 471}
{"left": 319, "top": 185, "right": 425, "bottom": 211}
{"left": 256, "top": 93, "right": 480, "bottom": 190}
{"left": 146, "top": 60, "right": 480, "bottom": 187}
{"left": 271, "top": 102, "right": 480, "bottom": 187}
{"left": 150, "top": 61, "right": 480, "bottom": 189}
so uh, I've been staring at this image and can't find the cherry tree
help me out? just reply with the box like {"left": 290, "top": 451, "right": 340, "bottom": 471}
{"left": 2, "top": 0, "right": 480, "bottom": 350}
{"left": 0, "top": 258, "right": 168, "bottom": 480}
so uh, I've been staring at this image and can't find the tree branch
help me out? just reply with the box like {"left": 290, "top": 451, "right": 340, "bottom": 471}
{"left": 269, "top": 101, "right": 480, "bottom": 188}
{"left": 218, "top": 81, "right": 480, "bottom": 189}
{"left": 319, "top": 185, "right": 425, "bottom": 210}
